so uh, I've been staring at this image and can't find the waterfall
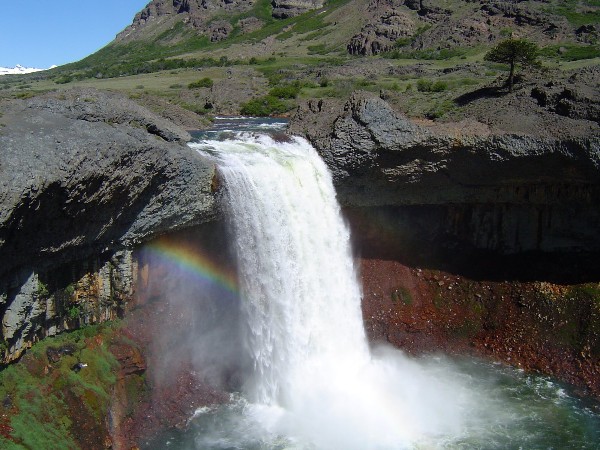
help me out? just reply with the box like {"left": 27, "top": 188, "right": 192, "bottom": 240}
{"left": 190, "top": 133, "right": 487, "bottom": 449}
{"left": 210, "top": 135, "right": 370, "bottom": 406}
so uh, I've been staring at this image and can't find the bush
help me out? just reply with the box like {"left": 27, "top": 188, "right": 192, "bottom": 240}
{"left": 54, "top": 75, "right": 72, "bottom": 84}
{"left": 64, "top": 284, "right": 75, "bottom": 297}
{"left": 67, "top": 306, "right": 80, "bottom": 320}
{"left": 417, "top": 79, "right": 447, "bottom": 92}
{"left": 240, "top": 95, "right": 289, "bottom": 116}
{"left": 37, "top": 281, "right": 50, "bottom": 297}
{"left": 188, "top": 77, "right": 214, "bottom": 89}
{"left": 268, "top": 82, "right": 301, "bottom": 99}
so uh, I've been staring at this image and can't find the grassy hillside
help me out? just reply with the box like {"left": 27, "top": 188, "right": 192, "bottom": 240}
{"left": 0, "top": 0, "right": 598, "bottom": 120}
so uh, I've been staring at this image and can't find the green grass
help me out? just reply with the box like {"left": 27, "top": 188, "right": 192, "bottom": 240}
{"left": 548, "top": 0, "right": 600, "bottom": 26}
{"left": 385, "top": 46, "right": 470, "bottom": 60}
{"left": 540, "top": 43, "right": 600, "bottom": 61}
{"left": 0, "top": 323, "right": 124, "bottom": 449}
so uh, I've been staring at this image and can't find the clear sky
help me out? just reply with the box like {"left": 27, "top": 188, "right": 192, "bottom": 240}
{"left": 0, "top": 0, "right": 150, "bottom": 68}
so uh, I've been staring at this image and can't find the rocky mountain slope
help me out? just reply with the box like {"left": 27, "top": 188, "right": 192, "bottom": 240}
{"left": 116, "top": 0, "right": 326, "bottom": 43}
{"left": 32, "top": 0, "right": 594, "bottom": 85}
{"left": 113, "top": 0, "right": 598, "bottom": 55}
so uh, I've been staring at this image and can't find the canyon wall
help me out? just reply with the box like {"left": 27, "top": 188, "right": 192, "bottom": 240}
{"left": 0, "top": 89, "right": 217, "bottom": 362}
{"left": 289, "top": 92, "right": 600, "bottom": 397}
{"left": 289, "top": 93, "right": 600, "bottom": 257}
{"left": 1, "top": 87, "right": 598, "bottom": 398}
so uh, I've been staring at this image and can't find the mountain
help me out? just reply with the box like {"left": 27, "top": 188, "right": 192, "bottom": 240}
{"left": 2, "top": 0, "right": 598, "bottom": 122}
{"left": 108, "top": 0, "right": 599, "bottom": 58}
{"left": 52, "top": 0, "right": 597, "bottom": 82}
{"left": 0, "top": 64, "right": 54, "bottom": 76}
{"left": 116, "top": 0, "right": 326, "bottom": 43}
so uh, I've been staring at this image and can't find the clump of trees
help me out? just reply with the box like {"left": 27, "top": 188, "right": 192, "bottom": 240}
{"left": 484, "top": 38, "right": 539, "bottom": 92}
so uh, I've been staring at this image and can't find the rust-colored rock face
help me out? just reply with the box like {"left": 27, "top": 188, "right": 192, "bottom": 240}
{"left": 360, "top": 256, "right": 600, "bottom": 399}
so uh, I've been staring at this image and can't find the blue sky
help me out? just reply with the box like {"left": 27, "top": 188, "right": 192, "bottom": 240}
{"left": 1, "top": 0, "right": 150, "bottom": 68}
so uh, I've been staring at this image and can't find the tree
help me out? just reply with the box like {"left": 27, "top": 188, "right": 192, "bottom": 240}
{"left": 484, "top": 39, "right": 539, "bottom": 92}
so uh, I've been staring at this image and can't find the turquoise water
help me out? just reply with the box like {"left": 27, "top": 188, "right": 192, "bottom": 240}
{"left": 144, "top": 356, "right": 600, "bottom": 449}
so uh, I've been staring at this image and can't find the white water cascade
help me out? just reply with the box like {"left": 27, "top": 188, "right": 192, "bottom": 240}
{"left": 190, "top": 133, "right": 496, "bottom": 449}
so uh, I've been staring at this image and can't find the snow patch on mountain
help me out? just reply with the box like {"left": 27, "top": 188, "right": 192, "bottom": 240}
{"left": 0, "top": 64, "right": 56, "bottom": 76}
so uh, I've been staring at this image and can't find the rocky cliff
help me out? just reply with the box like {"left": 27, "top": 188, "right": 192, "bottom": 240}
{"left": 116, "top": 0, "right": 325, "bottom": 42}
{"left": 0, "top": 89, "right": 217, "bottom": 362}
{"left": 289, "top": 92, "right": 600, "bottom": 256}
{"left": 347, "top": 0, "right": 579, "bottom": 56}
{"left": 290, "top": 91, "right": 600, "bottom": 398}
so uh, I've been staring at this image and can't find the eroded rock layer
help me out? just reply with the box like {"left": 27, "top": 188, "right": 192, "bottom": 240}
{"left": 290, "top": 92, "right": 600, "bottom": 255}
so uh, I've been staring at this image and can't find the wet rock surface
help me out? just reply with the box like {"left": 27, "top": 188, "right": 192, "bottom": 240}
{"left": 110, "top": 225, "right": 237, "bottom": 449}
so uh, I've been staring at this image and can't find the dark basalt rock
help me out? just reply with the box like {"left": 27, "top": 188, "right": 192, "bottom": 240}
{"left": 348, "top": 11, "right": 416, "bottom": 56}
{"left": 271, "top": 0, "right": 325, "bottom": 18}
{"left": 531, "top": 67, "right": 600, "bottom": 124}
{"left": 0, "top": 88, "right": 216, "bottom": 278}
{"left": 0, "top": 88, "right": 217, "bottom": 362}
{"left": 289, "top": 92, "right": 600, "bottom": 255}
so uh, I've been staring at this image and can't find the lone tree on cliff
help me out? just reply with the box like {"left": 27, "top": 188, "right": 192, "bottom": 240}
{"left": 485, "top": 38, "right": 539, "bottom": 92}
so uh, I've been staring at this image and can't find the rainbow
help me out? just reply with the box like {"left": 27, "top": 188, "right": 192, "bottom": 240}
{"left": 144, "top": 238, "right": 239, "bottom": 295}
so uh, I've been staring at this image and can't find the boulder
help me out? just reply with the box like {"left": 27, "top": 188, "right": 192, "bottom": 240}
{"left": 0, "top": 88, "right": 216, "bottom": 279}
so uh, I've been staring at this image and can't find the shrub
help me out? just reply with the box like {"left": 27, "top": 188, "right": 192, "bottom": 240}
{"left": 37, "top": 281, "right": 50, "bottom": 297}
{"left": 64, "top": 284, "right": 75, "bottom": 297}
{"left": 416, "top": 79, "right": 447, "bottom": 92}
{"left": 268, "top": 82, "right": 301, "bottom": 99}
{"left": 240, "top": 95, "right": 289, "bottom": 116}
{"left": 188, "top": 77, "right": 214, "bottom": 89}
{"left": 67, "top": 306, "right": 80, "bottom": 320}
{"left": 15, "top": 91, "right": 36, "bottom": 99}
{"left": 54, "top": 75, "right": 72, "bottom": 84}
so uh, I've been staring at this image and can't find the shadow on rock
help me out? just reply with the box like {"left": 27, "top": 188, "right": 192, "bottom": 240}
{"left": 454, "top": 86, "right": 505, "bottom": 106}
